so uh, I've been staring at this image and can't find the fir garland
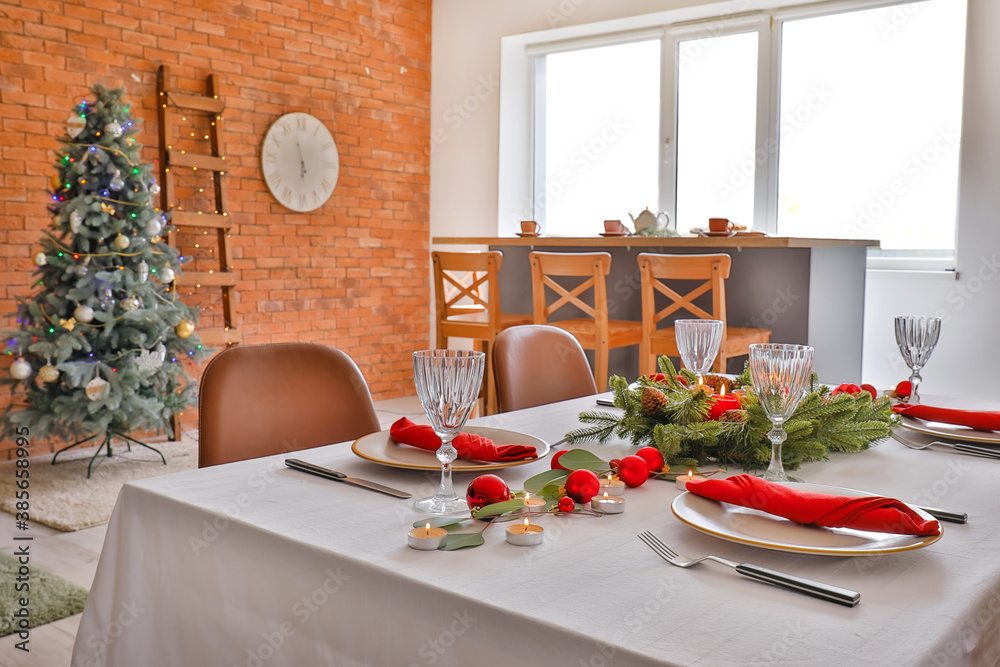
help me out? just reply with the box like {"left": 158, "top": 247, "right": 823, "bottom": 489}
{"left": 566, "top": 358, "right": 899, "bottom": 471}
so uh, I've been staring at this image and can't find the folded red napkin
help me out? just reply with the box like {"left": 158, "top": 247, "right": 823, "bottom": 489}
{"left": 389, "top": 417, "right": 538, "bottom": 462}
{"left": 686, "top": 474, "right": 940, "bottom": 536}
{"left": 893, "top": 403, "right": 1000, "bottom": 432}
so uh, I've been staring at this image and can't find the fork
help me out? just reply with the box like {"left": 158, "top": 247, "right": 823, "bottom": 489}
{"left": 894, "top": 431, "right": 1000, "bottom": 460}
{"left": 637, "top": 532, "right": 860, "bottom": 607}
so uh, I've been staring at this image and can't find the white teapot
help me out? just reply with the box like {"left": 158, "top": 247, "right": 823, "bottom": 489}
{"left": 629, "top": 208, "right": 675, "bottom": 236}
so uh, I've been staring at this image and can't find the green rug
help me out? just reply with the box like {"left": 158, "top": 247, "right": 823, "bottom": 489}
{"left": 0, "top": 550, "right": 88, "bottom": 637}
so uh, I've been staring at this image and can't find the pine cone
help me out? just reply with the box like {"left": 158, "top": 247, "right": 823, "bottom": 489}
{"left": 702, "top": 374, "right": 733, "bottom": 393}
{"left": 720, "top": 409, "right": 747, "bottom": 423}
{"left": 641, "top": 386, "right": 668, "bottom": 415}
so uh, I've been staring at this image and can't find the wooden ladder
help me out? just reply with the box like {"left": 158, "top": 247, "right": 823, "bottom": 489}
{"left": 157, "top": 65, "right": 241, "bottom": 436}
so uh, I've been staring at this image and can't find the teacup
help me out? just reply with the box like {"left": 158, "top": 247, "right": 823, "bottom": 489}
{"left": 520, "top": 220, "right": 540, "bottom": 235}
{"left": 604, "top": 220, "right": 626, "bottom": 234}
{"left": 708, "top": 218, "right": 733, "bottom": 233}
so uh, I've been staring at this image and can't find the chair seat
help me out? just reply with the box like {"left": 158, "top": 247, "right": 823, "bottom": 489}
{"left": 441, "top": 311, "right": 533, "bottom": 339}
{"left": 549, "top": 318, "right": 644, "bottom": 348}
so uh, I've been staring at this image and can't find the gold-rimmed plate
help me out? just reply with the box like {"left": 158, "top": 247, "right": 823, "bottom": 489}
{"left": 671, "top": 481, "right": 941, "bottom": 556}
{"left": 352, "top": 426, "right": 550, "bottom": 472}
{"left": 899, "top": 415, "right": 1000, "bottom": 444}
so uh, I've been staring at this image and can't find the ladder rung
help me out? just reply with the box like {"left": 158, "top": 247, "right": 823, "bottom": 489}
{"left": 174, "top": 271, "right": 237, "bottom": 287}
{"left": 166, "top": 91, "right": 225, "bottom": 114}
{"left": 195, "top": 328, "right": 243, "bottom": 346}
{"left": 170, "top": 212, "right": 232, "bottom": 229}
{"left": 167, "top": 150, "right": 226, "bottom": 172}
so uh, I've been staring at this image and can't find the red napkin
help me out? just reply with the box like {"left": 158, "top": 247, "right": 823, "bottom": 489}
{"left": 686, "top": 474, "right": 940, "bottom": 536}
{"left": 389, "top": 417, "right": 538, "bottom": 462}
{"left": 893, "top": 403, "right": 1000, "bottom": 432}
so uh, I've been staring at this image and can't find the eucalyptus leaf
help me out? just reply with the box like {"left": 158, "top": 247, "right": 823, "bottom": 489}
{"left": 523, "top": 468, "right": 568, "bottom": 492}
{"left": 438, "top": 532, "right": 486, "bottom": 550}
{"left": 473, "top": 499, "right": 527, "bottom": 518}
{"left": 539, "top": 483, "right": 564, "bottom": 500}
{"left": 558, "top": 448, "right": 609, "bottom": 471}
{"left": 412, "top": 517, "right": 469, "bottom": 530}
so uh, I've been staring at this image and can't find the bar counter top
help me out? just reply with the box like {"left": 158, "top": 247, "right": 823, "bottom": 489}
{"left": 432, "top": 235, "right": 879, "bottom": 249}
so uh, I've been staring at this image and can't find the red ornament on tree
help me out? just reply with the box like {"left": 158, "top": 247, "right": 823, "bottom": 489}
{"left": 466, "top": 474, "right": 512, "bottom": 514}
{"left": 617, "top": 455, "right": 649, "bottom": 487}
{"left": 557, "top": 496, "right": 576, "bottom": 513}
{"left": 565, "top": 469, "right": 600, "bottom": 503}
{"left": 635, "top": 446, "right": 665, "bottom": 475}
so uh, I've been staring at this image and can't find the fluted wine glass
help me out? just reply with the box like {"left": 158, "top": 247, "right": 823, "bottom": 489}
{"left": 412, "top": 350, "right": 485, "bottom": 515}
{"left": 749, "top": 344, "right": 814, "bottom": 482}
{"left": 675, "top": 319, "right": 725, "bottom": 382}
{"left": 894, "top": 316, "right": 941, "bottom": 405}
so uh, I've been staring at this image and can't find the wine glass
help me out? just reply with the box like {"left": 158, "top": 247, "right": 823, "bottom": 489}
{"left": 412, "top": 349, "right": 485, "bottom": 515}
{"left": 675, "top": 319, "right": 724, "bottom": 382}
{"left": 894, "top": 316, "right": 941, "bottom": 405}
{"left": 749, "top": 343, "right": 814, "bottom": 483}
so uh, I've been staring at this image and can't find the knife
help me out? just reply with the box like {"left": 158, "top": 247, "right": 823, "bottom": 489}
{"left": 285, "top": 459, "right": 412, "bottom": 499}
{"left": 914, "top": 505, "right": 968, "bottom": 524}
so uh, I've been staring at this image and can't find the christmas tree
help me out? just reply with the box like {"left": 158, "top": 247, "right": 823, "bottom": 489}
{"left": 1, "top": 85, "right": 208, "bottom": 468}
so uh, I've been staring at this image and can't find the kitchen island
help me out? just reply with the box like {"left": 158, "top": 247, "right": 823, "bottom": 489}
{"left": 432, "top": 236, "right": 877, "bottom": 383}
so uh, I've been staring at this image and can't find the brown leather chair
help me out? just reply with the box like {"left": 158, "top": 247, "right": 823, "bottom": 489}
{"left": 198, "top": 343, "right": 380, "bottom": 467}
{"left": 492, "top": 325, "right": 599, "bottom": 413}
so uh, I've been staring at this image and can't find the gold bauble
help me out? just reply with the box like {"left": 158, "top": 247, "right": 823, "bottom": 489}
{"left": 175, "top": 320, "right": 195, "bottom": 338}
{"left": 50, "top": 174, "right": 62, "bottom": 191}
{"left": 39, "top": 364, "right": 59, "bottom": 383}
{"left": 113, "top": 234, "right": 130, "bottom": 250}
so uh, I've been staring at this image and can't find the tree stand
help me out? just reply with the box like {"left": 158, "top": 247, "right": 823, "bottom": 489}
{"left": 52, "top": 432, "right": 166, "bottom": 479}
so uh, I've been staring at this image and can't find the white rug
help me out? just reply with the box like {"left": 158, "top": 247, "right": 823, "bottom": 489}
{"left": 0, "top": 433, "right": 198, "bottom": 532}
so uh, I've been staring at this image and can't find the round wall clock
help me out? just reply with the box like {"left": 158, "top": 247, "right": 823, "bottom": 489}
{"left": 261, "top": 112, "right": 339, "bottom": 212}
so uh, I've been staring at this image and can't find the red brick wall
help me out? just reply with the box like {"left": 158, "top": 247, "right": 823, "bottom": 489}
{"left": 0, "top": 0, "right": 432, "bottom": 455}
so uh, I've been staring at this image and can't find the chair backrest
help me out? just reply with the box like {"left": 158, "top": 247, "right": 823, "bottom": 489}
{"left": 492, "top": 325, "right": 599, "bottom": 413}
{"left": 529, "top": 251, "right": 612, "bottom": 328}
{"left": 432, "top": 251, "right": 503, "bottom": 331}
{"left": 198, "top": 343, "right": 380, "bottom": 467}
{"left": 637, "top": 251, "right": 732, "bottom": 332}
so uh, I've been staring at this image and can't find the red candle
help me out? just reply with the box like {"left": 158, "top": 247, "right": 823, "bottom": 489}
{"left": 707, "top": 386, "right": 741, "bottom": 421}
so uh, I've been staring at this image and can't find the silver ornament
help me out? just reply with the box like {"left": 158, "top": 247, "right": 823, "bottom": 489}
{"left": 122, "top": 296, "right": 141, "bottom": 311}
{"left": 144, "top": 217, "right": 162, "bottom": 236}
{"left": 85, "top": 376, "right": 109, "bottom": 401}
{"left": 10, "top": 358, "right": 31, "bottom": 380}
{"left": 138, "top": 260, "right": 149, "bottom": 283}
{"left": 136, "top": 343, "right": 166, "bottom": 374}
{"left": 34, "top": 252, "right": 46, "bottom": 266}
{"left": 73, "top": 304, "right": 94, "bottom": 323}
{"left": 159, "top": 266, "right": 175, "bottom": 283}
{"left": 39, "top": 364, "right": 59, "bottom": 383}
{"left": 113, "top": 234, "right": 130, "bottom": 250}
{"left": 105, "top": 121, "right": 123, "bottom": 138}
{"left": 70, "top": 209, "right": 82, "bottom": 233}
{"left": 109, "top": 170, "right": 125, "bottom": 191}
{"left": 150, "top": 183, "right": 161, "bottom": 195}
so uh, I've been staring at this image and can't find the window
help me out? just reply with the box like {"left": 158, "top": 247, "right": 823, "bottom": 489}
{"left": 511, "top": 0, "right": 967, "bottom": 260}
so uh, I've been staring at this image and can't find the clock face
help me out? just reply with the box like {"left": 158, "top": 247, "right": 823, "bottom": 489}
{"left": 261, "top": 113, "right": 339, "bottom": 212}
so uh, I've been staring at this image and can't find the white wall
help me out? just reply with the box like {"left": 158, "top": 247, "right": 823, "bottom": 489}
{"left": 431, "top": 0, "right": 1000, "bottom": 395}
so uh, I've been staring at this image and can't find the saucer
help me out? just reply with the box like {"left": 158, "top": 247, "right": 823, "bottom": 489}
{"left": 516, "top": 232, "right": 540, "bottom": 237}
{"left": 697, "top": 230, "right": 737, "bottom": 238}
{"left": 599, "top": 231, "right": 628, "bottom": 237}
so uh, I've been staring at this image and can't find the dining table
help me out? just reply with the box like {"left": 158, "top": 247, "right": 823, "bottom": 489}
{"left": 71, "top": 393, "right": 1000, "bottom": 667}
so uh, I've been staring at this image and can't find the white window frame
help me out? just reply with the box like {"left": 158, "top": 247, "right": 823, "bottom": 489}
{"left": 498, "top": 0, "right": 964, "bottom": 271}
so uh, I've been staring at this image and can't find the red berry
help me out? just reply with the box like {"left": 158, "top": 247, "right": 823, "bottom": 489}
{"left": 565, "top": 469, "right": 601, "bottom": 503}
{"left": 466, "top": 474, "right": 512, "bottom": 514}
{"left": 617, "top": 455, "right": 649, "bottom": 487}
{"left": 860, "top": 384, "right": 878, "bottom": 400}
{"left": 895, "top": 380, "right": 912, "bottom": 398}
{"left": 557, "top": 496, "right": 575, "bottom": 513}
{"left": 551, "top": 450, "right": 570, "bottom": 471}
{"left": 635, "top": 447, "right": 665, "bottom": 474}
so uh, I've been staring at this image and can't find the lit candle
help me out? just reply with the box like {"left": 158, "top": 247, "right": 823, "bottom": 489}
{"left": 707, "top": 384, "right": 741, "bottom": 421}
{"left": 675, "top": 470, "right": 706, "bottom": 491}
{"left": 590, "top": 491, "right": 625, "bottom": 514}
{"left": 523, "top": 492, "right": 546, "bottom": 512}
{"left": 408, "top": 522, "right": 447, "bottom": 550}
{"left": 506, "top": 517, "right": 544, "bottom": 546}
{"left": 599, "top": 474, "right": 625, "bottom": 497}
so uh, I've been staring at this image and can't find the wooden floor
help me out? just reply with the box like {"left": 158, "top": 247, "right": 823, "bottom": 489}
{"left": 0, "top": 396, "right": 426, "bottom": 667}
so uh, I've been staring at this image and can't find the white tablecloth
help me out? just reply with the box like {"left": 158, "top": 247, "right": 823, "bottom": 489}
{"left": 72, "top": 396, "right": 1000, "bottom": 666}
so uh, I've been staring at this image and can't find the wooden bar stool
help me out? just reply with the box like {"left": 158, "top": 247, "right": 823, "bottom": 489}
{"left": 528, "top": 251, "right": 642, "bottom": 390}
{"left": 637, "top": 253, "right": 771, "bottom": 376}
{"left": 432, "top": 251, "right": 532, "bottom": 415}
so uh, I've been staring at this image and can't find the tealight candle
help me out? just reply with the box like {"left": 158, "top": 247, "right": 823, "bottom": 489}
{"left": 599, "top": 474, "right": 625, "bottom": 497}
{"left": 408, "top": 522, "right": 447, "bottom": 550}
{"left": 523, "top": 492, "right": 546, "bottom": 512}
{"left": 590, "top": 491, "right": 625, "bottom": 514}
{"left": 675, "top": 470, "right": 706, "bottom": 491}
{"left": 506, "top": 518, "right": 544, "bottom": 546}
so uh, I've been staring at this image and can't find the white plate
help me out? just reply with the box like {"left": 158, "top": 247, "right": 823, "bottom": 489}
{"left": 899, "top": 415, "right": 1000, "bottom": 444}
{"left": 352, "top": 426, "right": 550, "bottom": 472}
{"left": 671, "top": 481, "right": 941, "bottom": 556}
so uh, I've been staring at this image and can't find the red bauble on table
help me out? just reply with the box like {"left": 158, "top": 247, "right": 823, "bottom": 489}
{"left": 860, "top": 384, "right": 878, "bottom": 400}
{"left": 830, "top": 383, "right": 862, "bottom": 397}
{"left": 466, "top": 474, "right": 512, "bottom": 513}
{"left": 895, "top": 380, "right": 912, "bottom": 399}
{"left": 557, "top": 496, "right": 576, "bottom": 513}
{"left": 564, "top": 469, "right": 600, "bottom": 503}
{"left": 551, "top": 450, "right": 570, "bottom": 471}
{"left": 616, "top": 455, "right": 649, "bottom": 487}
{"left": 635, "top": 447, "right": 665, "bottom": 475}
